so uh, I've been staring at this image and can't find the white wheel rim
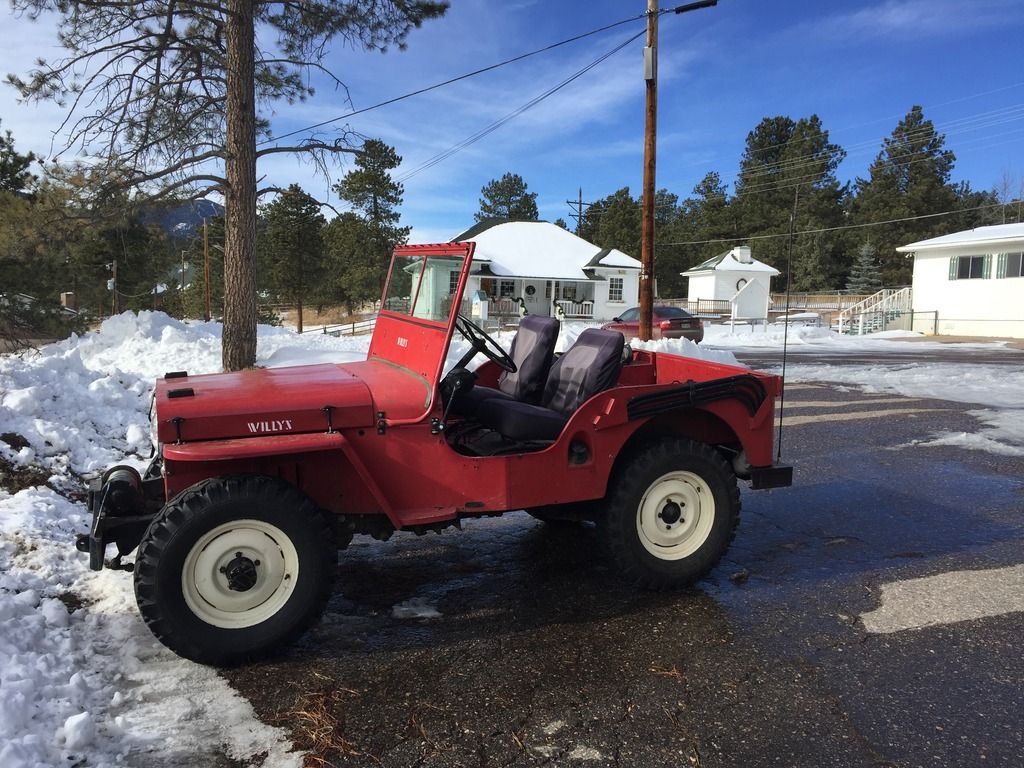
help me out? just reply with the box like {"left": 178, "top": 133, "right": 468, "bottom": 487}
{"left": 635, "top": 471, "right": 715, "bottom": 561}
{"left": 182, "top": 519, "right": 299, "bottom": 629}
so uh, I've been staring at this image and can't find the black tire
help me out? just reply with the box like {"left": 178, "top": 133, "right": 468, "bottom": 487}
{"left": 598, "top": 438, "right": 740, "bottom": 590}
{"left": 133, "top": 474, "right": 336, "bottom": 665}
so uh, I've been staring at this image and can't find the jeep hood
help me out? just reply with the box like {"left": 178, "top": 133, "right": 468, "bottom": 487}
{"left": 154, "top": 364, "right": 374, "bottom": 444}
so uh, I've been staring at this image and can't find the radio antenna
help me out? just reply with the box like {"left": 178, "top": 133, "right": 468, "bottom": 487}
{"left": 777, "top": 185, "right": 799, "bottom": 461}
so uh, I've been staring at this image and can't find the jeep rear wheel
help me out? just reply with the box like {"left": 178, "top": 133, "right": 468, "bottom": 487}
{"left": 134, "top": 475, "right": 335, "bottom": 665}
{"left": 598, "top": 438, "right": 739, "bottom": 589}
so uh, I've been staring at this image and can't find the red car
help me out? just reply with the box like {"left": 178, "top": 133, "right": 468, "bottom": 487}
{"left": 78, "top": 243, "right": 788, "bottom": 664}
{"left": 603, "top": 306, "right": 704, "bottom": 343}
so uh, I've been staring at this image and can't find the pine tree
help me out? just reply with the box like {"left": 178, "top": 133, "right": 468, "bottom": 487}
{"left": 0, "top": 121, "right": 36, "bottom": 194}
{"left": 326, "top": 139, "right": 410, "bottom": 309}
{"left": 673, "top": 172, "right": 734, "bottom": 294}
{"left": 578, "top": 187, "right": 640, "bottom": 255}
{"left": 845, "top": 242, "right": 882, "bottom": 294}
{"left": 476, "top": 173, "right": 539, "bottom": 222}
{"left": 260, "top": 185, "right": 325, "bottom": 333}
{"left": 732, "top": 115, "right": 847, "bottom": 291}
{"left": 852, "top": 106, "right": 957, "bottom": 285}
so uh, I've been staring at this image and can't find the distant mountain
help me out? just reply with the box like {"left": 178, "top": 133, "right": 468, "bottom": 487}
{"left": 143, "top": 198, "right": 224, "bottom": 238}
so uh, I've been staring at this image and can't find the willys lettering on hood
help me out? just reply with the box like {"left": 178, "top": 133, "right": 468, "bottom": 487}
{"left": 246, "top": 419, "right": 294, "bottom": 433}
{"left": 154, "top": 364, "right": 374, "bottom": 444}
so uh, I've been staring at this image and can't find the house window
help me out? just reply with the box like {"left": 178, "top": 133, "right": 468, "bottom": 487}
{"left": 546, "top": 280, "right": 559, "bottom": 299}
{"left": 608, "top": 277, "right": 624, "bottom": 302}
{"left": 448, "top": 271, "right": 460, "bottom": 295}
{"left": 562, "top": 284, "right": 576, "bottom": 300}
{"left": 999, "top": 252, "right": 1024, "bottom": 278}
{"left": 499, "top": 280, "right": 516, "bottom": 297}
{"left": 950, "top": 255, "right": 989, "bottom": 280}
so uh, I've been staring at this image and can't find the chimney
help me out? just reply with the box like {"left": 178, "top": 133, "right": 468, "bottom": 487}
{"left": 734, "top": 246, "right": 753, "bottom": 264}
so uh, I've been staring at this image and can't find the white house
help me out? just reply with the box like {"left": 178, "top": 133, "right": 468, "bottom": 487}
{"left": 896, "top": 223, "right": 1024, "bottom": 338}
{"left": 450, "top": 220, "right": 640, "bottom": 321}
{"left": 681, "top": 245, "right": 779, "bottom": 302}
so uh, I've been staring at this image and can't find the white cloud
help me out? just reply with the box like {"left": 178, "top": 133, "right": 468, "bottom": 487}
{"left": 800, "top": 0, "right": 1019, "bottom": 42}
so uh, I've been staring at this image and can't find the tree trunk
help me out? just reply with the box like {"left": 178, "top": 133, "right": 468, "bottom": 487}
{"left": 222, "top": 0, "right": 257, "bottom": 371}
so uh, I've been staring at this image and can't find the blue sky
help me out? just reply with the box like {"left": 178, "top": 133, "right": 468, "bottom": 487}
{"left": 2, "top": 0, "right": 1023, "bottom": 244}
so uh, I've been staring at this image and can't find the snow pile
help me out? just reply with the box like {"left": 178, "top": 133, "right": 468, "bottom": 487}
{"left": 0, "top": 486, "right": 303, "bottom": 768}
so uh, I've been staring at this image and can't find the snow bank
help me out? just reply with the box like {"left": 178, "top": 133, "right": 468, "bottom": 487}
{"left": 0, "top": 486, "right": 303, "bottom": 768}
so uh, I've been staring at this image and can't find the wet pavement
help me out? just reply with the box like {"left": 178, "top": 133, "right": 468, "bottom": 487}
{"left": 225, "top": 371, "right": 1024, "bottom": 767}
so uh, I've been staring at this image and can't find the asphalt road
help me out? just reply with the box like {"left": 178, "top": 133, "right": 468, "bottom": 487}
{"left": 733, "top": 341, "right": 1024, "bottom": 369}
{"left": 225, "top": 351, "right": 1024, "bottom": 768}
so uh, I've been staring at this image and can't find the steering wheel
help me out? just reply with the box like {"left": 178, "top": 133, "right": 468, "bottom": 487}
{"left": 455, "top": 314, "right": 517, "bottom": 373}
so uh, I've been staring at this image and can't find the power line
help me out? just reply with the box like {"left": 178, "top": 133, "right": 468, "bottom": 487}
{"left": 395, "top": 29, "right": 646, "bottom": 183}
{"left": 659, "top": 200, "right": 1009, "bottom": 247}
{"left": 259, "top": 11, "right": 652, "bottom": 148}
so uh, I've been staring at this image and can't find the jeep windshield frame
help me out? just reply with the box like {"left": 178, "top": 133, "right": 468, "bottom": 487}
{"left": 366, "top": 243, "right": 475, "bottom": 425}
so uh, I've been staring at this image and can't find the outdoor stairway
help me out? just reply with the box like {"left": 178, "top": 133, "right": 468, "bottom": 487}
{"left": 834, "top": 287, "right": 912, "bottom": 335}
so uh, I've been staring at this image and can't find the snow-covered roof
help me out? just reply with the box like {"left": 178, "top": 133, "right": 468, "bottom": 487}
{"left": 681, "top": 245, "right": 779, "bottom": 276}
{"left": 450, "top": 220, "right": 640, "bottom": 280}
{"left": 896, "top": 223, "right": 1024, "bottom": 253}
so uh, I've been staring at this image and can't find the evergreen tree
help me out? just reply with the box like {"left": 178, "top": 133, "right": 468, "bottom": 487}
{"left": 260, "top": 185, "right": 325, "bottom": 333}
{"left": 845, "top": 242, "right": 882, "bottom": 294}
{"left": 475, "top": 173, "right": 539, "bottom": 222}
{"left": 327, "top": 139, "right": 410, "bottom": 309}
{"left": 673, "top": 172, "right": 735, "bottom": 295}
{"left": 852, "top": 106, "right": 957, "bottom": 285}
{"left": 322, "top": 213, "right": 381, "bottom": 312}
{"left": 0, "top": 121, "right": 36, "bottom": 194}
{"left": 176, "top": 216, "right": 227, "bottom": 320}
{"left": 732, "top": 115, "right": 847, "bottom": 291}
{"left": 578, "top": 187, "right": 640, "bottom": 255}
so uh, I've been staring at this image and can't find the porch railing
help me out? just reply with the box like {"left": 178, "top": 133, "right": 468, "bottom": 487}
{"left": 555, "top": 299, "right": 594, "bottom": 319}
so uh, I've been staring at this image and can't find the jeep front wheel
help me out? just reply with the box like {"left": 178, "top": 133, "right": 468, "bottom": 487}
{"left": 599, "top": 439, "right": 739, "bottom": 589}
{"left": 133, "top": 475, "right": 335, "bottom": 665}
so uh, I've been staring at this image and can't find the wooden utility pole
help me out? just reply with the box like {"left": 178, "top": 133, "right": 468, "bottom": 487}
{"left": 639, "top": 0, "right": 717, "bottom": 340}
{"left": 203, "top": 219, "right": 211, "bottom": 321}
{"left": 638, "top": 0, "right": 658, "bottom": 341}
{"left": 111, "top": 259, "right": 119, "bottom": 315}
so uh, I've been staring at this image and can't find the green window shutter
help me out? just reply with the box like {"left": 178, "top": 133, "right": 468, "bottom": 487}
{"left": 982, "top": 254, "right": 992, "bottom": 279}
{"left": 949, "top": 256, "right": 958, "bottom": 280}
{"left": 996, "top": 253, "right": 1007, "bottom": 279}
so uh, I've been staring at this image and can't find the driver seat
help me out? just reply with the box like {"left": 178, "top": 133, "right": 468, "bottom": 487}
{"left": 475, "top": 328, "right": 625, "bottom": 441}
{"left": 453, "top": 314, "right": 560, "bottom": 416}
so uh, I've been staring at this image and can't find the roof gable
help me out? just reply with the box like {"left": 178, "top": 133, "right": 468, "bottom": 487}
{"left": 451, "top": 221, "right": 640, "bottom": 280}
{"left": 681, "top": 245, "right": 779, "bottom": 276}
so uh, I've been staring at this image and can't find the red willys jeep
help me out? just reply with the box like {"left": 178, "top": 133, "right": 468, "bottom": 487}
{"left": 78, "top": 243, "right": 792, "bottom": 664}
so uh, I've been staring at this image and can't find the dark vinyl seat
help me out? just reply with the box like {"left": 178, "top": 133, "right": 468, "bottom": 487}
{"left": 476, "top": 328, "right": 626, "bottom": 441}
{"left": 454, "top": 314, "right": 560, "bottom": 415}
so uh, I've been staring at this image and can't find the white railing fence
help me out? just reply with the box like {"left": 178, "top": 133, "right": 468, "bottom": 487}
{"left": 835, "top": 287, "right": 913, "bottom": 335}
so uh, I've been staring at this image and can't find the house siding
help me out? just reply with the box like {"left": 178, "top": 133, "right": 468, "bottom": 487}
{"left": 912, "top": 244, "right": 1024, "bottom": 338}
